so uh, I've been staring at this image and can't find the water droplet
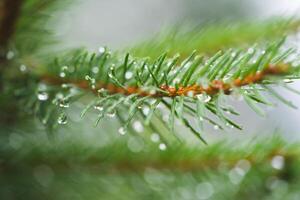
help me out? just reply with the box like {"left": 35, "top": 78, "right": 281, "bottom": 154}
{"left": 61, "top": 66, "right": 68, "bottom": 71}
{"left": 20, "top": 64, "right": 27, "bottom": 72}
{"left": 57, "top": 113, "right": 67, "bottom": 125}
{"left": 235, "top": 159, "right": 251, "bottom": 174}
{"left": 247, "top": 48, "right": 254, "bottom": 54}
{"left": 85, "top": 75, "right": 91, "bottom": 80}
{"left": 37, "top": 92, "right": 49, "bottom": 101}
{"left": 118, "top": 127, "right": 127, "bottom": 135}
{"left": 133, "top": 121, "right": 144, "bottom": 133}
{"left": 61, "top": 84, "right": 70, "bottom": 89}
{"left": 213, "top": 125, "right": 220, "bottom": 130}
{"left": 59, "top": 99, "right": 70, "bottom": 108}
{"left": 94, "top": 104, "right": 104, "bottom": 111}
{"left": 92, "top": 66, "right": 99, "bottom": 74}
{"left": 98, "top": 46, "right": 106, "bottom": 54}
{"left": 271, "top": 155, "right": 285, "bottom": 170}
{"left": 195, "top": 182, "right": 214, "bottom": 199}
{"left": 196, "top": 94, "right": 211, "bottom": 103}
{"left": 142, "top": 106, "right": 150, "bottom": 115}
{"left": 106, "top": 110, "right": 116, "bottom": 118}
{"left": 159, "top": 143, "right": 167, "bottom": 151}
{"left": 151, "top": 133, "right": 160, "bottom": 143}
{"left": 6, "top": 51, "right": 14, "bottom": 60}
{"left": 59, "top": 72, "right": 66, "bottom": 78}
{"left": 125, "top": 71, "right": 133, "bottom": 80}
{"left": 228, "top": 167, "right": 244, "bottom": 185}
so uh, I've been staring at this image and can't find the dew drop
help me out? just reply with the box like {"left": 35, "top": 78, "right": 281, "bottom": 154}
{"left": 98, "top": 46, "right": 106, "bottom": 54}
{"left": 151, "top": 133, "right": 160, "bottom": 143}
{"left": 133, "top": 121, "right": 144, "bottom": 133}
{"left": 59, "top": 99, "right": 70, "bottom": 108}
{"left": 142, "top": 106, "right": 150, "bottom": 116}
{"left": 118, "top": 127, "right": 127, "bottom": 135}
{"left": 247, "top": 48, "right": 254, "bottom": 54}
{"left": 59, "top": 72, "right": 66, "bottom": 78}
{"left": 231, "top": 52, "right": 237, "bottom": 57}
{"left": 106, "top": 110, "right": 116, "bottom": 118}
{"left": 94, "top": 104, "right": 104, "bottom": 111}
{"left": 196, "top": 94, "right": 211, "bottom": 103}
{"left": 159, "top": 143, "right": 167, "bottom": 151}
{"left": 92, "top": 66, "right": 99, "bottom": 74}
{"left": 61, "top": 66, "right": 68, "bottom": 71}
{"left": 37, "top": 92, "right": 49, "bottom": 101}
{"left": 271, "top": 155, "right": 285, "bottom": 170}
{"left": 196, "top": 182, "right": 214, "bottom": 199}
{"left": 20, "top": 64, "right": 27, "bottom": 72}
{"left": 213, "top": 125, "right": 220, "bottom": 130}
{"left": 125, "top": 71, "right": 133, "bottom": 80}
{"left": 57, "top": 113, "right": 67, "bottom": 125}
{"left": 6, "top": 51, "right": 15, "bottom": 60}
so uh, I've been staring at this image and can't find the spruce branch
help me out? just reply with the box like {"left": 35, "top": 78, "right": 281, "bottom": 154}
{"left": 17, "top": 38, "right": 300, "bottom": 143}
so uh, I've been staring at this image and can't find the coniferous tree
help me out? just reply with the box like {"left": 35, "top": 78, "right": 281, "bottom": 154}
{"left": 1, "top": 0, "right": 300, "bottom": 199}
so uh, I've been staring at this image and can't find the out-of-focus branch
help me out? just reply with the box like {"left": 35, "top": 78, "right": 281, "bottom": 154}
{"left": 0, "top": 0, "right": 23, "bottom": 60}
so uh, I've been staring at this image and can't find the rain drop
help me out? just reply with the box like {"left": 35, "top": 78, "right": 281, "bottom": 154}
{"left": 159, "top": 143, "right": 167, "bottom": 151}
{"left": 106, "top": 110, "right": 116, "bottom": 118}
{"left": 57, "top": 113, "right": 67, "bottom": 125}
{"left": 6, "top": 51, "right": 14, "bottom": 60}
{"left": 59, "top": 72, "right": 66, "bottom": 78}
{"left": 271, "top": 155, "right": 285, "bottom": 170}
{"left": 151, "top": 133, "right": 160, "bottom": 143}
{"left": 213, "top": 125, "right": 220, "bottom": 130}
{"left": 133, "top": 121, "right": 144, "bottom": 133}
{"left": 20, "top": 64, "right": 27, "bottom": 72}
{"left": 125, "top": 71, "right": 133, "bottom": 80}
{"left": 92, "top": 66, "right": 99, "bottom": 74}
{"left": 98, "top": 46, "right": 106, "bottom": 54}
{"left": 118, "top": 127, "right": 127, "bottom": 135}
{"left": 37, "top": 92, "right": 49, "bottom": 101}
{"left": 94, "top": 104, "right": 104, "bottom": 111}
{"left": 142, "top": 106, "right": 150, "bottom": 116}
{"left": 196, "top": 94, "right": 211, "bottom": 103}
{"left": 59, "top": 99, "right": 70, "bottom": 108}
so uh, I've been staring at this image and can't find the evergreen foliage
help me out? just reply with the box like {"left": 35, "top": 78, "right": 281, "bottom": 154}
{"left": 1, "top": 0, "right": 300, "bottom": 199}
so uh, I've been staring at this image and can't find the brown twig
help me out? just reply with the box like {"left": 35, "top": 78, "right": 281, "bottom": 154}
{"left": 0, "top": 0, "right": 23, "bottom": 48}
{"left": 42, "top": 63, "right": 290, "bottom": 98}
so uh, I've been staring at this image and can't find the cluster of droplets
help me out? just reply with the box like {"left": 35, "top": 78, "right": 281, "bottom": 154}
{"left": 85, "top": 75, "right": 96, "bottom": 89}
{"left": 52, "top": 93, "right": 70, "bottom": 125}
